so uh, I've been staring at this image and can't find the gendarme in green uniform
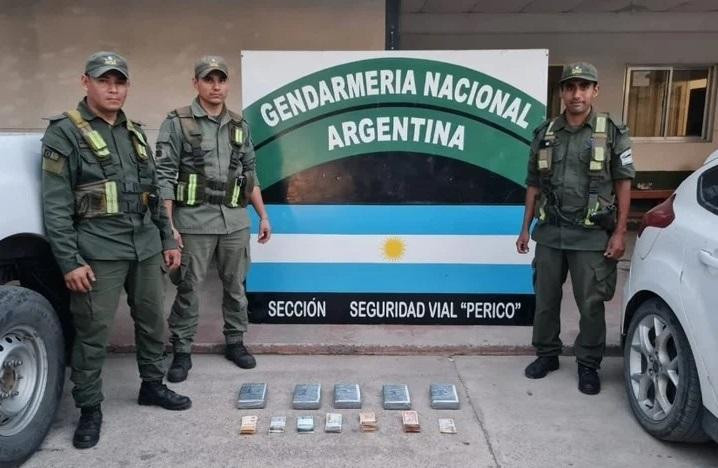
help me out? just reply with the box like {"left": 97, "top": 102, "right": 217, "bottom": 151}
{"left": 526, "top": 109, "right": 634, "bottom": 249}
{"left": 155, "top": 97, "right": 257, "bottom": 234}
{"left": 42, "top": 51, "right": 191, "bottom": 450}
{"left": 43, "top": 97, "right": 176, "bottom": 408}
{"left": 525, "top": 64, "right": 635, "bottom": 377}
{"left": 43, "top": 100, "right": 176, "bottom": 272}
{"left": 155, "top": 56, "right": 261, "bottom": 374}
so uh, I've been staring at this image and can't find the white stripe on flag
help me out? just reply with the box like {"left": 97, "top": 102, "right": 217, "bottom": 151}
{"left": 249, "top": 234, "right": 534, "bottom": 265}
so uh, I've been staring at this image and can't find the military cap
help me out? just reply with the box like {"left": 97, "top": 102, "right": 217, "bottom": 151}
{"left": 85, "top": 51, "right": 129, "bottom": 79}
{"left": 560, "top": 62, "right": 598, "bottom": 83}
{"left": 194, "top": 55, "right": 229, "bottom": 79}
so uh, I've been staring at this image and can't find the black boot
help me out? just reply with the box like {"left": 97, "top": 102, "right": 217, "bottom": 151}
{"left": 73, "top": 405, "right": 102, "bottom": 449}
{"left": 524, "top": 356, "right": 560, "bottom": 379}
{"left": 225, "top": 343, "right": 256, "bottom": 369}
{"left": 578, "top": 364, "right": 601, "bottom": 395}
{"left": 138, "top": 381, "right": 192, "bottom": 410}
{"left": 167, "top": 352, "right": 192, "bottom": 383}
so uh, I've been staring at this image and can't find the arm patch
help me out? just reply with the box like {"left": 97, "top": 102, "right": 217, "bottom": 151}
{"left": 41, "top": 147, "right": 66, "bottom": 174}
{"left": 619, "top": 149, "right": 633, "bottom": 166}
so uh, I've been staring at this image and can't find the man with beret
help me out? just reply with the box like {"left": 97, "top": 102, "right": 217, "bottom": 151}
{"left": 155, "top": 56, "right": 271, "bottom": 382}
{"left": 516, "top": 62, "right": 635, "bottom": 394}
{"left": 41, "top": 51, "right": 192, "bottom": 449}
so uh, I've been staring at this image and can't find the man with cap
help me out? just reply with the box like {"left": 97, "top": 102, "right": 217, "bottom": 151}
{"left": 41, "top": 51, "right": 192, "bottom": 449}
{"left": 516, "top": 62, "right": 634, "bottom": 394}
{"left": 155, "top": 55, "right": 271, "bottom": 382}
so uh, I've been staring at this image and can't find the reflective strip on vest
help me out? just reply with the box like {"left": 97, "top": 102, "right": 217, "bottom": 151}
{"left": 538, "top": 150, "right": 550, "bottom": 170}
{"left": 593, "top": 146, "right": 605, "bottom": 162}
{"left": 136, "top": 144, "right": 148, "bottom": 159}
{"left": 126, "top": 120, "right": 149, "bottom": 160}
{"left": 584, "top": 200, "right": 600, "bottom": 226}
{"left": 233, "top": 127, "right": 243, "bottom": 145}
{"left": 230, "top": 183, "right": 241, "bottom": 207}
{"left": 87, "top": 132, "right": 109, "bottom": 155}
{"left": 187, "top": 174, "right": 198, "bottom": 206}
{"left": 595, "top": 115, "right": 607, "bottom": 133}
{"left": 66, "top": 110, "right": 111, "bottom": 158}
{"left": 105, "top": 181, "right": 119, "bottom": 214}
{"left": 537, "top": 118, "right": 557, "bottom": 174}
{"left": 545, "top": 119, "right": 555, "bottom": 136}
{"left": 584, "top": 114, "right": 611, "bottom": 226}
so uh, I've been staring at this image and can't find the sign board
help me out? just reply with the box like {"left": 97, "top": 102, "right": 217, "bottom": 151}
{"left": 242, "top": 50, "right": 547, "bottom": 325}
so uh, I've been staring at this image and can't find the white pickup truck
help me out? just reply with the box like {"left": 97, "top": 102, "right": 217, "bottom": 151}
{"left": 0, "top": 133, "right": 68, "bottom": 465}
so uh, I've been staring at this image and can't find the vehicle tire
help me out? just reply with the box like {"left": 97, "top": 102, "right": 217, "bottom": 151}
{"left": 0, "top": 285, "right": 65, "bottom": 465}
{"left": 623, "top": 297, "right": 709, "bottom": 442}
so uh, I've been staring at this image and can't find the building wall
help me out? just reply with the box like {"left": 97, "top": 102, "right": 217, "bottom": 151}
{"left": 0, "top": 0, "right": 385, "bottom": 133}
{"left": 401, "top": 12, "right": 718, "bottom": 172}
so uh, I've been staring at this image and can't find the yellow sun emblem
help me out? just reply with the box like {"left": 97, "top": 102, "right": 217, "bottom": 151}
{"left": 382, "top": 237, "right": 406, "bottom": 261}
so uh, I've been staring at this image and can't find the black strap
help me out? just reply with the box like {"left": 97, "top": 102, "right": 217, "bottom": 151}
{"left": 175, "top": 106, "right": 206, "bottom": 175}
{"left": 206, "top": 179, "right": 227, "bottom": 191}
{"left": 207, "top": 194, "right": 226, "bottom": 205}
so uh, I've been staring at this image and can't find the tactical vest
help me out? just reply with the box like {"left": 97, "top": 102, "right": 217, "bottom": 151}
{"left": 172, "top": 106, "right": 255, "bottom": 208}
{"left": 65, "top": 110, "right": 157, "bottom": 219}
{"left": 536, "top": 113, "right": 615, "bottom": 229}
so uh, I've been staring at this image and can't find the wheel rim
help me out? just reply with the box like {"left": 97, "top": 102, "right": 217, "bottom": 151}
{"left": 0, "top": 324, "right": 49, "bottom": 436}
{"left": 628, "top": 313, "right": 680, "bottom": 421}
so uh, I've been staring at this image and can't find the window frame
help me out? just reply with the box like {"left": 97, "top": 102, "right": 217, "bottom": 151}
{"left": 622, "top": 64, "right": 716, "bottom": 143}
{"left": 546, "top": 64, "right": 564, "bottom": 119}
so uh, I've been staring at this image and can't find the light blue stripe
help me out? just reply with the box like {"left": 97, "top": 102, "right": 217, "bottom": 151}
{"left": 250, "top": 205, "right": 524, "bottom": 235}
{"left": 247, "top": 263, "right": 533, "bottom": 294}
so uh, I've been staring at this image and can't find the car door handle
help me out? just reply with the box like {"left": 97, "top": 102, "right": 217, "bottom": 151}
{"left": 699, "top": 250, "right": 718, "bottom": 270}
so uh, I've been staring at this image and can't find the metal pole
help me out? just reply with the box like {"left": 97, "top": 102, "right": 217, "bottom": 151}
{"left": 386, "top": 0, "right": 400, "bottom": 50}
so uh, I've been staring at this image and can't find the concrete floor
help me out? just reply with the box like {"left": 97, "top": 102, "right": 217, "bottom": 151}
{"left": 27, "top": 354, "right": 718, "bottom": 468}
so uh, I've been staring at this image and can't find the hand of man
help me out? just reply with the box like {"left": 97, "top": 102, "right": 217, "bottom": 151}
{"left": 516, "top": 231, "right": 530, "bottom": 254}
{"left": 172, "top": 227, "right": 184, "bottom": 249}
{"left": 64, "top": 265, "right": 96, "bottom": 293}
{"left": 604, "top": 232, "right": 626, "bottom": 260}
{"left": 258, "top": 218, "right": 272, "bottom": 244}
{"left": 164, "top": 248, "right": 182, "bottom": 269}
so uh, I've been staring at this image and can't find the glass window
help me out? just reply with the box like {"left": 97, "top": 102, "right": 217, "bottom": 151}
{"left": 698, "top": 165, "right": 718, "bottom": 216}
{"left": 625, "top": 66, "right": 713, "bottom": 139}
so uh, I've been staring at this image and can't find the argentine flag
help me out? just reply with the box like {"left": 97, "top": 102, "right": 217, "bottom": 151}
{"left": 249, "top": 205, "right": 534, "bottom": 294}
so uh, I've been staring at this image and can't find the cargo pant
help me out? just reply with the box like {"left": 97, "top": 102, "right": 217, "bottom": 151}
{"left": 531, "top": 243, "right": 617, "bottom": 369}
{"left": 69, "top": 253, "right": 166, "bottom": 408}
{"left": 168, "top": 228, "right": 250, "bottom": 353}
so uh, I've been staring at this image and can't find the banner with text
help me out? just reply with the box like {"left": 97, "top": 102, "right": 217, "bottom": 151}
{"left": 241, "top": 50, "right": 547, "bottom": 325}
